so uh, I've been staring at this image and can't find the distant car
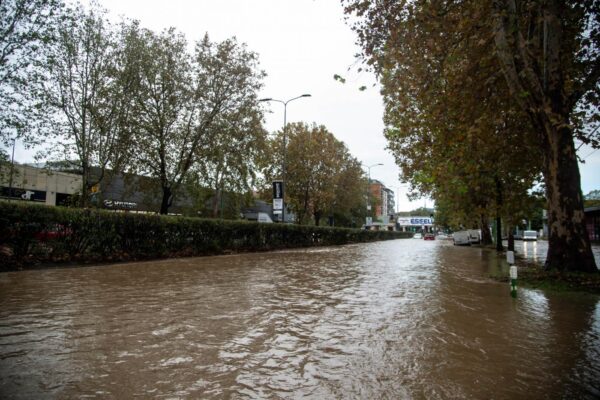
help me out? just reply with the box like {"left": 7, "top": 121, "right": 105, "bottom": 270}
{"left": 256, "top": 212, "right": 273, "bottom": 223}
{"left": 436, "top": 233, "right": 449, "bottom": 240}
{"left": 424, "top": 233, "right": 435, "bottom": 240}
{"left": 453, "top": 230, "right": 471, "bottom": 246}
{"left": 522, "top": 230, "right": 538, "bottom": 241}
{"left": 413, "top": 233, "right": 423, "bottom": 239}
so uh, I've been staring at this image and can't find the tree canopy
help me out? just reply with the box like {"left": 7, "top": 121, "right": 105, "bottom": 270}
{"left": 344, "top": 0, "right": 599, "bottom": 272}
{"left": 0, "top": 0, "right": 63, "bottom": 149}
{"left": 260, "top": 123, "right": 367, "bottom": 227}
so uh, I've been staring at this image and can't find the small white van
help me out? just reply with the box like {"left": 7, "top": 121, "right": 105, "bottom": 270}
{"left": 453, "top": 230, "right": 471, "bottom": 246}
{"left": 468, "top": 229, "right": 481, "bottom": 244}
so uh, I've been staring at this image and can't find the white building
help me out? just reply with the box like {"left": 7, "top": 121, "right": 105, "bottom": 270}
{"left": 0, "top": 164, "right": 81, "bottom": 206}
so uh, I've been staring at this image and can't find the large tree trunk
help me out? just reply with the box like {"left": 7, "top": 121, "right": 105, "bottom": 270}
{"left": 542, "top": 123, "right": 596, "bottom": 272}
{"left": 159, "top": 186, "right": 172, "bottom": 215}
{"left": 480, "top": 214, "right": 493, "bottom": 246}
{"left": 496, "top": 216, "right": 503, "bottom": 252}
{"left": 495, "top": 176, "right": 504, "bottom": 251}
{"left": 80, "top": 161, "right": 90, "bottom": 208}
{"left": 493, "top": 0, "right": 597, "bottom": 273}
{"left": 314, "top": 210, "right": 321, "bottom": 226}
{"left": 212, "top": 188, "right": 221, "bottom": 218}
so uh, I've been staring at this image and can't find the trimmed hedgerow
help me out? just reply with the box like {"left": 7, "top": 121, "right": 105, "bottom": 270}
{"left": 0, "top": 202, "right": 410, "bottom": 270}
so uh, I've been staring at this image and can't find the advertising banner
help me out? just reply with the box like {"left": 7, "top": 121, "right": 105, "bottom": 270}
{"left": 272, "top": 181, "right": 283, "bottom": 212}
{"left": 397, "top": 217, "right": 434, "bottom": 226}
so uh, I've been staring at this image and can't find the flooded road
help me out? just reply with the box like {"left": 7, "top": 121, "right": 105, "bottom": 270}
{"left": 1, "top": 239, "right": 599, "bottom": 399}
{"left": 507, "top": 239, "right": 600, "bottom": 266}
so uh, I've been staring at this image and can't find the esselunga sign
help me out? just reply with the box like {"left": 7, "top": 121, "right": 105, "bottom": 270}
{"left": 397, "top": 216, "right": 434, "bottom": 226}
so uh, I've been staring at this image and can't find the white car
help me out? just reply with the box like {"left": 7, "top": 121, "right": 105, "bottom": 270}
{"left": 523, "top": 230, "right": 538, "bottom": 241}
{"left": 413, "top": 233, "right": 423, "bottom": 239}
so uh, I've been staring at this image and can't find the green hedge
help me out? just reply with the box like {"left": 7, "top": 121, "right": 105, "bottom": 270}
{"left": 0, "top": 202, "right": 411, "bottom": 270}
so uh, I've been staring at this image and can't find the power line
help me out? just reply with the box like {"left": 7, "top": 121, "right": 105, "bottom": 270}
{"left": 582, "top": 147, "right": 599, "bottom": 160}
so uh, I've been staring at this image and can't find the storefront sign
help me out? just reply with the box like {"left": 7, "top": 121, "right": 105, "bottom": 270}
{"left": 397, "top": 217, "right": 433, "bottom": 226}
{"left": 103, "top": 199, "right": 137, "bottom": 210}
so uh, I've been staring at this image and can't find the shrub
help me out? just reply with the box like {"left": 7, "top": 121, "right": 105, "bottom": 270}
{"left": 0, "top": 201, "right": 411, "bottom": 270}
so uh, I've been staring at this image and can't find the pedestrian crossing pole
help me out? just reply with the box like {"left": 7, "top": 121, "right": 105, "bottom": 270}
{"left": 507, "top": 251, "right": 517, "bottom": 298}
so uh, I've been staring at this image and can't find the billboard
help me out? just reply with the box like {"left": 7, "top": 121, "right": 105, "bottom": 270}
{"left": 397, "top": 216, "right": 434, "bottom": 226}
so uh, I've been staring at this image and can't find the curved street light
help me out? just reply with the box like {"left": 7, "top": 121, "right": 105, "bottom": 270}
{"left": 259, "top": 94, "right": 311, "bottom": 223}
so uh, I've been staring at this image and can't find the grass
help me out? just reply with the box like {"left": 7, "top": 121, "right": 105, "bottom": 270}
{"left": 489, "top": 257, "right": 600, "bottom": 295}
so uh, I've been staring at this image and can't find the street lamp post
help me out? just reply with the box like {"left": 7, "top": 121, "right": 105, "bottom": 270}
{"left": 393, "top": 184, "right": 409, "bottom": 214}
{"left": 259, "top": 94, "right": 311, "bottom": 223}
{"left": 362, "top": 163, "right": 383, "bottom": 226}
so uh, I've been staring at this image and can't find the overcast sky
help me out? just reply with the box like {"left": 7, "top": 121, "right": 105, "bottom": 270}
{"left": 10, "top": 0, "right": 600, "bottom": 210}
{"left": 98, "top": 0, "right": 417, "bottom": 210}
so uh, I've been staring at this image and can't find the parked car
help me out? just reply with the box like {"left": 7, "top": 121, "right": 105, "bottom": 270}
{"left": 413, "top": 233, "right": 423, "bottom": 239}
{"left": 468, "top": 229, "right": 481, "bottom": 244}
{"left": 522, "top": 230, "right": 538, "bottom": 241}
{"left": 453, "top": 230, "right": 471, "bottom": 246}
{"left": 34, "top": 224, "right": 72, "bottom": 241}
{"left": 257, "top": 212, "right": 273, "bottom": 223}
{"left": 424, "top": 233, "right": 435, "bottom": 240}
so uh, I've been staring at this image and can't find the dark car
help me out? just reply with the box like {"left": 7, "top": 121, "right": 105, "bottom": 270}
{"left": 424, "top": 233, "right": 435, "bottom": 240}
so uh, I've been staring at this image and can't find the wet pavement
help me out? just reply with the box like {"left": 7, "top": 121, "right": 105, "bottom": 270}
{"left": 1, "top": 239, "right": 599, "bottom": 399}
{"left": 507, "top": 239, "right": 600, "bottom": 266}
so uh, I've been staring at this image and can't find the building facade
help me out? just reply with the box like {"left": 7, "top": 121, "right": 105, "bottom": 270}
{"left": 0, "top": 164, "right": 81, "bottom": 206}
{"left": 369, "top": 179, "right": 395, "bottom": 222}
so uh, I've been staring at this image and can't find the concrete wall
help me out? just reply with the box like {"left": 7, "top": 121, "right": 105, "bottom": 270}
{"left": 0, "top": 164, "right": 82, "bottom": 206}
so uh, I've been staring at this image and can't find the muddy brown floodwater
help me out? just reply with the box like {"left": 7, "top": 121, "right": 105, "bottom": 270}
{"left": 1, "top": 239, "right": 599, "bottom": 399}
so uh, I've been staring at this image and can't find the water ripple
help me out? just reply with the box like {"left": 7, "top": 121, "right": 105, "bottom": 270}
{"left": 0, "top": 240, "right": 599, "bottom": 398}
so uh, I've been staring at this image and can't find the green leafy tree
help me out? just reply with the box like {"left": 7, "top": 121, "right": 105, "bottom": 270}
{"left": 0, "top": 0, "right": 63, "bottom": 154}
{"left": 492, "top": 0, "right": 599, "bottom": 271}
{"left": 127, "top": 30, "right": 265, "bottom": 215}
{"left": 191, "top": 106, "right": 267, "bottom": 218}
{"left": 584, "top": 190, "right": 600, "bottom": 207}
{"left": 261, "top": 123, "right": 366, "bottom": 226}
{"left": 344, "top": 0, "right": 597, "bottom": 272}
{"left": 40, "top": 3, "right": 135, "bottom": 207}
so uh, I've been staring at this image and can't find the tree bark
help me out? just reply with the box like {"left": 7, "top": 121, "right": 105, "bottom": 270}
{"left": 80, "top": 161, "right": 90, "bottom": 208}
{"left": 542, "top": 123, "right": 596, "bottom": 272}
{"left": 493, "top": 0, "right": 597, "bottom": 272}
{"left": 314, "top": 210, "right": 321, "bottom": 226}
{"left": 495, "top": 176, "right": 504, "bottom": 251}
{"left": 212, "top": 188, "right": 221, "bottom": 218}
{"left": 160, "top": 186, "right": 172, "bottom": 215}
{"left": 480, "top": 214, "right": 493, "bottom": 245}
{"left": 496, "top": 216, "right": 503, "bottom": 251}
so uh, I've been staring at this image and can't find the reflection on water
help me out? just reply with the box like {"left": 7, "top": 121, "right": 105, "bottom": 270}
{"left": 522, "top": 240, "right": 538, "bottom": 263}
{"left": 0, "top": 240, "right": 599, "bottom": 398}
{"left": 509, "top": 240, "right": 600, "bottom": 267}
